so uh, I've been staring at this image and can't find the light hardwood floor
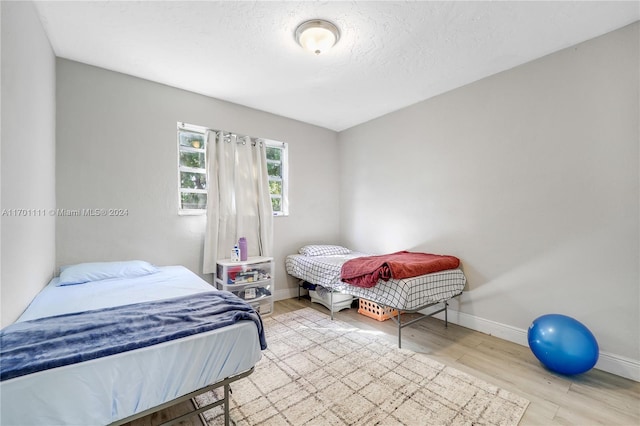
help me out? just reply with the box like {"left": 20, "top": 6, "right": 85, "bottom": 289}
{"left": 128, "top": 297, "right": 640, "bottom": 426}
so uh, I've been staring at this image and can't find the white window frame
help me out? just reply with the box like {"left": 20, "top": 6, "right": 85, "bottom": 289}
{"left": 265, "top": 140, "right": 289, "bottom": 217}
{"left": 177, "top": 123, "right": 207, "bottom": 215}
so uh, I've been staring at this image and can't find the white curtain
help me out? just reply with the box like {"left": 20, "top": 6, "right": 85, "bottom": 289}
{"left": 203, "top": 130, "right": 273, "bottom": 273}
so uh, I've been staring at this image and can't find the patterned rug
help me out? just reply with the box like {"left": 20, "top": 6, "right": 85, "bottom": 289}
{"left": 194, "top": 308, "right": 529, "bottom": 425}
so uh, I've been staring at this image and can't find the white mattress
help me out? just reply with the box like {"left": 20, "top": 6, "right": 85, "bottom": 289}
{"left": 1, "top": 266, "right": 263, "bottom": 426}
{"left": 286, "top": 253, "right": 466, "bottom": 311}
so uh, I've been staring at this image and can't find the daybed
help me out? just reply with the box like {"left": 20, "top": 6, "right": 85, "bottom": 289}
{"left": 286, "top": 245, "right": 466, "bottom": 348}
{"left": 0, "top": 261, "right": 266, "bottom": 426}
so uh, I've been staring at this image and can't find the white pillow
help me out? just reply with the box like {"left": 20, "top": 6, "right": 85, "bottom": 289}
{"left": 57, "top": 260, "right": 159, "bottom": 286}
{"left": 299, "top": 245, "right": 351, "bottom": 256}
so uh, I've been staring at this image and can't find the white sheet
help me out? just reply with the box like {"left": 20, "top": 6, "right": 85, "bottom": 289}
{"left": 1, "top": 266, "right": 263, "bottom": 425}
{"left": 17, "top": 265, "right": 213, "bottom": 321}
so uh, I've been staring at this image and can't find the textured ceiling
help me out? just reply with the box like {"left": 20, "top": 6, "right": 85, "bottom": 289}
{"left": 34, "top": 1, "right": 639, "bottom": 131}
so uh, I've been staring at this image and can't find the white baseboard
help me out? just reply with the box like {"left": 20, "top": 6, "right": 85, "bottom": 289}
{"left": 275, "top": 287, "right": 306, "bottom": 301}
{"left": 426, "top": 307, "right": 639, "bottom": 382}
{"left": 595, "top": 352, "right": 640, "bottom": 382}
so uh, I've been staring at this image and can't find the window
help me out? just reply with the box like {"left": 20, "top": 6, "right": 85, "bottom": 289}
{"left": 266, "top": 141, "right": 289, "bottom": 216}
{"left": 177, "top": 123, "right": 289, "bottom": 216}
{"left": 178, "top": 123, "right": 207, "bottom": 214}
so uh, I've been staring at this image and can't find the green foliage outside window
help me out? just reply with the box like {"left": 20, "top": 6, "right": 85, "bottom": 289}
{"left": 180, "top": 152, "right": 204, "bottom": 169}
{"left": 181, "top": 193, "right": 207, "bottom": 210}
{"left": 266, "top": 146, "right": 281, "bottom": 161}
{"left": 269, "top": 180, "right": 282, "bottom": 195}
{"left": 266, "top": 144, "right": 286, "bottom": 214}
{"left": 178, "top": 126, "right": 207, "bottom": 212}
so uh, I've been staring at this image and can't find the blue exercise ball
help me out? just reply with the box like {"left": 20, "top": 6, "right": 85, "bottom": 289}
{"left": 528, "top": 314, "right": 599, "bottom": 375}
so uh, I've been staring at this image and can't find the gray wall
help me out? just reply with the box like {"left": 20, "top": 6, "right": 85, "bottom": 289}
{"left": 1, "top": 1, "right": 56, "bottom": 326}
{"left": 55, "top": 59, "right": 340, "bottom": 299}
{"left": 338, "top": 23, "right": 639, "bottom": 366}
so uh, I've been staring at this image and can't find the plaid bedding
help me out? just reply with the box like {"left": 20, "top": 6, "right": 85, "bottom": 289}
{"left": 286, "top": 253, "right": 466, "bottom": 311}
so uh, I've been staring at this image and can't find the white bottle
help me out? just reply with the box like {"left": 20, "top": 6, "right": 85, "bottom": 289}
{"left": 231, "top": 245, "right": 240, "bottom": 262}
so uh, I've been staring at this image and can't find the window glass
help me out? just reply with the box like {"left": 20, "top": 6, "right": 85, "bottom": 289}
{"left": 180, "top": 151, "right": 205, "bottom": 169}
{"left": 266, "top": 141, "right": 289, "bottom": 216}
{"left": 180, "top": 193, "right": 207, "bottom": 210}
{"left": 178, "top": 124, "right": 207, "bottom": 214}
{"left": 179, "top": 131, "right": 205, "bottom": 149}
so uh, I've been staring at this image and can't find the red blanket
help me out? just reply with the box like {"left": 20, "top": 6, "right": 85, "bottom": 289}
{"left": 341, "top": 251, "right": 460, "bottom": 288}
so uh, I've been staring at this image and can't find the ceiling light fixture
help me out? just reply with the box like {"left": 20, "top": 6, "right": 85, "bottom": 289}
{"left": 295, "top": 19, "right": 340, "bottom": 55}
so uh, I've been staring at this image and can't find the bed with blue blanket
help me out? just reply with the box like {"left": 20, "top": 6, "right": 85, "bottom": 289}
{"left": 0, "top": 261, "right": 266, "bottom": 426}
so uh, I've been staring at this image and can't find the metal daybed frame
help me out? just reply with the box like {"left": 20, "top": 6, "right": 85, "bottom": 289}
{"left": 110, "top": 367, "right": 254, "bottom": 426}
{"left": 297, "top": 278, "right": 463, "bottom": 349}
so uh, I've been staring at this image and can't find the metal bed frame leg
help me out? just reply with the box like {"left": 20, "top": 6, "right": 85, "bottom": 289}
{"left": 445, "top": 301, "right": 448, "bottom": 327}
{"left": 223, "top": 383, "right": 230, "bottom": 426}
{"left": 330, "top": 289, "right": 334, "bottom": 320}
{"left": 397, "top": 310, "right": 402, "bottom": 349}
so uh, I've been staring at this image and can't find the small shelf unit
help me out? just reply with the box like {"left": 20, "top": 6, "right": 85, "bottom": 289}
{"left": 215, "top": 256, "right": 273, "bottom": 316}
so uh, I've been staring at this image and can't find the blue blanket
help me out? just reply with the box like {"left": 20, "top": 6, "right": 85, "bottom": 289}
{"left": 0, "top": 291, "right": 267, "bottom": 381}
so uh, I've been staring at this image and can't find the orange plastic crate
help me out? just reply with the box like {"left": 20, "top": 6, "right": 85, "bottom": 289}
{"left": 358, "top": 299, "right": 399, "bottom": 321}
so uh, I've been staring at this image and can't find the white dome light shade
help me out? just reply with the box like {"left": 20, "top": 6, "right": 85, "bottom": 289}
{"left": 295, "top": 20, "right": 340, "bottom": 55}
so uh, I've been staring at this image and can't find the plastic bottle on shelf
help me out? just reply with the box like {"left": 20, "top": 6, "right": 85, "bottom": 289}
{"left": 238, "top": 237, "right": 248, "bottom": 261}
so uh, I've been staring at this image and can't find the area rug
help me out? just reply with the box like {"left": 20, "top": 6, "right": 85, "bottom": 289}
{"left": 194, "top": 308, "right": 529, "bottom": 425}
